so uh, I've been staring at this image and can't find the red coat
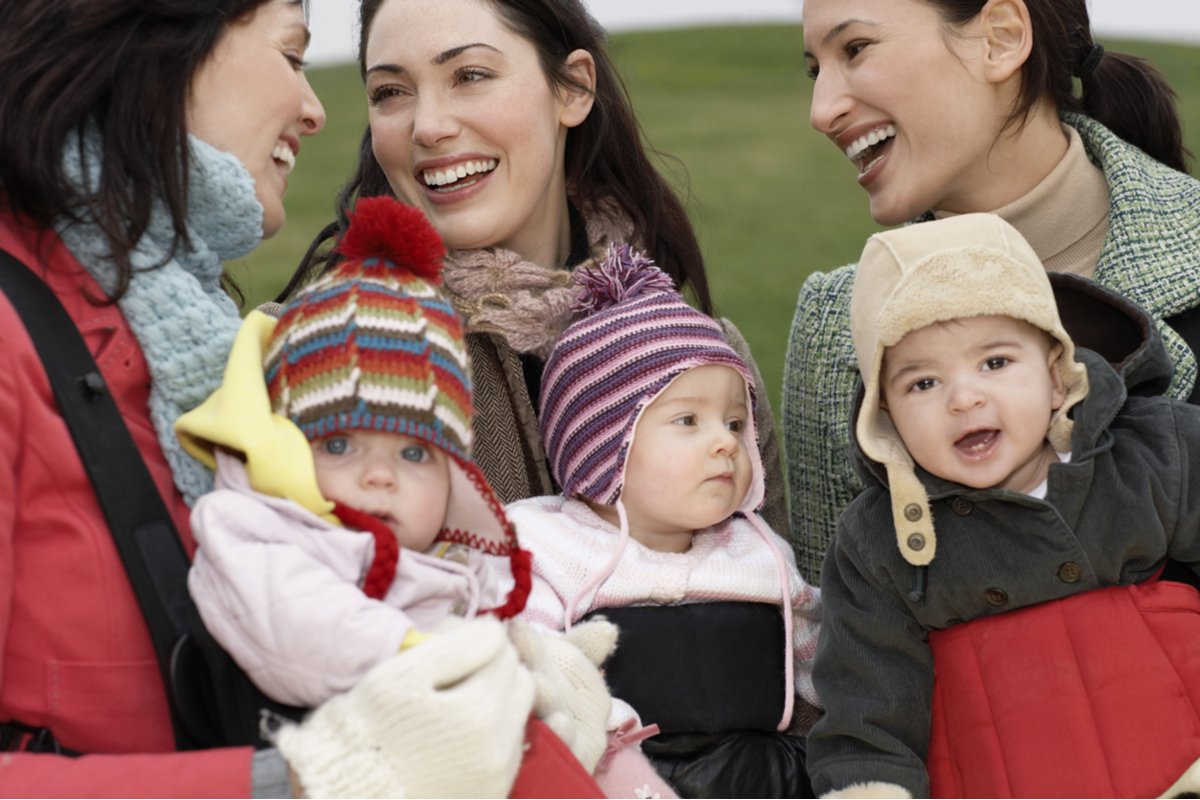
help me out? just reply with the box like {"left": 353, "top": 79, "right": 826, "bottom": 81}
{"left": 0, "top": 212, "right": 252, "bottom": 796}
{"left": 927, "top": 578, "right": 1200, "bottom": 798}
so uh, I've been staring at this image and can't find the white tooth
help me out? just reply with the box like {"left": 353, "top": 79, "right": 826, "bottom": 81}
{"left": 271, "top": 144, "right": 295, "bottom": 175}
{"left": 845, "top": 127, "right": 896, "bottom": 161}
{"left": 423, "top": 159, "right": 497, "bottom": 189}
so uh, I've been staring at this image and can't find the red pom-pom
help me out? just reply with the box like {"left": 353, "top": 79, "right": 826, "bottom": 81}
{"left": 335, "top": 196, "right": 446, "bottom": 283}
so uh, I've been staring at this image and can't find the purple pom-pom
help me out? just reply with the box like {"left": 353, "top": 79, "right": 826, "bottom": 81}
{"left": 572, "top": 243, "right": 677, "bottom": 313}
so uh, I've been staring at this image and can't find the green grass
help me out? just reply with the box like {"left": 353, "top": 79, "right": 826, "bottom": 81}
{"left": 232, "top": 24, "right": 1200, "bottom": 414}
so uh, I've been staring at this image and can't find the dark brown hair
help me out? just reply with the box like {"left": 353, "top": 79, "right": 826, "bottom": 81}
{"left": 930, "top": 0, "right": 1190, "bottom": 173}
{"left": 280, "top": 0, "right": 713, "bottom": 313}
{"left": 0, "top": 0, "right": 304, "bottom": 300}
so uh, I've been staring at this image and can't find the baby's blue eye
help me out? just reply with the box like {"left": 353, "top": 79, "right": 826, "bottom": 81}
{"left": 323, "top": 436, "right": 350, "bottom": 455}
{"left": 402, "top": 445, "right": 429, "bottom": 463}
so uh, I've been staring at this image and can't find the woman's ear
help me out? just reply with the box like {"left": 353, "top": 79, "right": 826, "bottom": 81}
{"left": 977, "top": 0, "right": 1033, "bottom": 84}
{"left": 559, "top": 49, "right": 596, "bottom": 128}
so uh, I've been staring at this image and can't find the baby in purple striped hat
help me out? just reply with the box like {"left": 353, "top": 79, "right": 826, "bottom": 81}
{"left": 504, "top": 244, "right": 823, "bottom": 799}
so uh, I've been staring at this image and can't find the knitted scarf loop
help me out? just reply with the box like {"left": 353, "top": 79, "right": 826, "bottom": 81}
{"left": 440, "top": 199, "right": 634, "bottom": 358}
{"left": 56, "top": 131, "right": 262, "bottom": 506}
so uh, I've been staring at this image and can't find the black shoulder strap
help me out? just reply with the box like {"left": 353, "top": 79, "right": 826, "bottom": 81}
{"left": 0, "top": 248, "right": 204, "bottom": 748}
{"left": 0, "top": 247, "right": 312, "bottom": 752}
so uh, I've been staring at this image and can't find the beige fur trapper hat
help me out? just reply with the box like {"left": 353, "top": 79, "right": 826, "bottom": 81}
{"left": 850, "top": 213, "right": 1089, "bottom": 567}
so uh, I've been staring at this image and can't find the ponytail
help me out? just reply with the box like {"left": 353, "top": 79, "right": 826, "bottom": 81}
{"left": 929, "top": 0, "right": 1191, "bottom": 174}
{"left": 1075, "top": 44, "right": 1190, "bottom": 173}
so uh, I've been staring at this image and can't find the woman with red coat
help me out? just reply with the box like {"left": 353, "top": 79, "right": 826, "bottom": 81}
{"left": 0, "top": 0, "right": 593, "bottom": 796}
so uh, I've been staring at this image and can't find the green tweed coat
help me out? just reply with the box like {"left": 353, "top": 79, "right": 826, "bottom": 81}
{"left": 782, "top": 114, "right": 1200, "bottom": 583}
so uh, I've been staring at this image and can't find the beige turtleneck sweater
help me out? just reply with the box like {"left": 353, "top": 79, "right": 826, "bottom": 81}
{"left": 937, "top": 125, "right": 1110, "bottom": 277}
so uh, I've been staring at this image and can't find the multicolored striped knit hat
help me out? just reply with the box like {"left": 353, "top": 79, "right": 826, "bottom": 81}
{"left": 540, "top": 244, "right": 762, "bottom": 507}
{"left": 265, "top": 196, "right": 529, "bottom": 617}
{"left": 265, "top": 199, "right": 471, "bottom": 457}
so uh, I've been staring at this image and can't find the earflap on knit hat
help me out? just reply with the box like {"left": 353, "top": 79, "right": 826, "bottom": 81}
{"left": 263, "top": 197, "right": 530, "bottom": 616}
{"left": 539, "top": 243, "right": 762, "bottom": 510}
{"left": 849, "top": 213, "right": 1090, "bottom": 566}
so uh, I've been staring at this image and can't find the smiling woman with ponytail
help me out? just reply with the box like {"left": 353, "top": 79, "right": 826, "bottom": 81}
{"left": 788, "top": 0, "right": 1200, "bottom": 585}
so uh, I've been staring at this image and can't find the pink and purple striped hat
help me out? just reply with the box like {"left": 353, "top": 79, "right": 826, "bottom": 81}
{"left": 540, "top": 244, "right": 756, "bottom": 505}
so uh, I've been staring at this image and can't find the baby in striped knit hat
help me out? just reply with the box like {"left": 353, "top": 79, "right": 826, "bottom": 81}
{"left": 175, "top": 197, "right": 535, "bottom": 712}
{"left": 505, "top": 245, "right": 823, "bottom": 799}
{"left": 177, "top": 198, "right": 626, "bottom": 793}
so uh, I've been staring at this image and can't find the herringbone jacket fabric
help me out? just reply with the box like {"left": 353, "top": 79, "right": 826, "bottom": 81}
{"left": 783, "top": 114, "right": 1200, "bottom": 583}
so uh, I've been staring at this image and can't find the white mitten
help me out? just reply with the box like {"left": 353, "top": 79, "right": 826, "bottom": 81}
{"left": 1161, "top": 755, "right": 1200, "bottom": 798}
{"left": 823, "top": 782, "right": 913, "bottom": 799}
{"left": 274, "top": 616, "right": 534, "bottom": 798}
{"left": 508, "top": 618, "right": 618, "bottom": 773}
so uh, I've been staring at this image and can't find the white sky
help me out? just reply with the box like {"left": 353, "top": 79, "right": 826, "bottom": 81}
{"left": 308, "top": 0, "right": 1200, "bottom": 66}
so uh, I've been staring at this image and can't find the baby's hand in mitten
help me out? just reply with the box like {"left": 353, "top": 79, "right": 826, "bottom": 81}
{"left": 824, "top": 782, "right": 913, "bottom": 799}
{"left": 275, "top": 616, "right": 534, "bottom": 799}
{"left": 508, "top": 618, "right": 618, "bottom": 773}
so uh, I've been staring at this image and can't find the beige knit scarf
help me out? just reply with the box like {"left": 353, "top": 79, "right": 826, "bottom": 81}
{"left": 440, "top": 199, "right": 634, "bottom": 358}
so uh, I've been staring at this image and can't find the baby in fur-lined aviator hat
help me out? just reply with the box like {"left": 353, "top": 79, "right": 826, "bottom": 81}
{"left": 807, "top": 213, "right": 1200, "bottom": 799}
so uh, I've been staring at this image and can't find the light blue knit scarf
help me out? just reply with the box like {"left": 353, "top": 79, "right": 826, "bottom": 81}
{"left": 56, "top": 131, "right": 263, "bottom": 506}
